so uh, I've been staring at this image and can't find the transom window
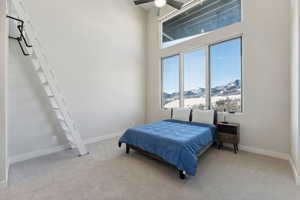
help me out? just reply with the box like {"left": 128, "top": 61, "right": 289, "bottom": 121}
{"left": 161, "top": 37, "right": 242, "bottom": 112}
{"left": 162, "top": 0, "right": 242, "bottom": 48}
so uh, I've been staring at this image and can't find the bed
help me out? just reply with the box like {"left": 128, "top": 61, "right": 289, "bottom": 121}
{"left": 118, "top": 109, "right": 217, "bottom": 179}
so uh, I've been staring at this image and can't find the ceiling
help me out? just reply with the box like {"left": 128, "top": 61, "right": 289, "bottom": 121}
{"left": 136, "top": 0, "right": 190, "bottom": 10}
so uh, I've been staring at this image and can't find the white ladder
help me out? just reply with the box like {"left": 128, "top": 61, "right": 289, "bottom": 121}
{"left": 10, "top": 0, "right": 88, "bottom": 156}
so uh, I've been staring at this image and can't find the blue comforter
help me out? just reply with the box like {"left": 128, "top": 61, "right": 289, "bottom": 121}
{"left": 119, "top": 120, "right": 216, "bottom": 176}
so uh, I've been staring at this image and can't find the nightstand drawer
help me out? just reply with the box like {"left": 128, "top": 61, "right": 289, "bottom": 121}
{"left": 218, "top": 125, "right": 238, "bottom": 135}
{"left": 218, "top": 132, "right": 239, "bottom": 144}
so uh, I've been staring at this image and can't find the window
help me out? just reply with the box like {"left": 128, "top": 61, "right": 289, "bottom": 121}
{"left": 161, "top": 38, "right": 242, "bottom": 112}
{"left": 162, "top": 0, "right": 241, "bottom": 48}
{"left": 210, "top": 38, "right": 242, "bottom": 112}
{"left": 161, "top": 55, "right": 180, "bottom": 109}
{"left": 184, "top": 49, "right": 207, "bottom": 109}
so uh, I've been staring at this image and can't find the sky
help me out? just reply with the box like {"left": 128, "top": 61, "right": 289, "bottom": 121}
{"left": 163, "top": 38, "right": 241, "bottom": 93}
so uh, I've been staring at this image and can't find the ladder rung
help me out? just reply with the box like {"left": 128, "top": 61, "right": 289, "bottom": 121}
{"left": 51, "top": 105, "right": 59, "bottom": 110}
{"left": 60, "top": 121, "right": 69, "bottom": 131}
{"left": 55, "top": 110, "right": 64, "bottom": 121}
{"left": 69, "top": 142, "right": 76, "bottom": 149}
{"left": 49, "top": 97, "right": 59, "bottom": 109}
{"left": 37, "top": 72, "right": 48, "bottom": 84}
{"left": 62, "top": 126, "right": 70, "bottom": 132}
{"left": 65, "top": 135, "right": 74, "bottom": 144}
{"left": 44, "top": 85, "right": 54, "bottom": 97}
{"left": 31, "top": 59, "right": 41, "bottom": 71}
{"left": 49, "top": 69, "right": 56, "bottom": 80}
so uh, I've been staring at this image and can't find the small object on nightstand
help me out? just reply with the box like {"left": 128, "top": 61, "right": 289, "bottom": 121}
{"left": 223, "top": 109, "right": 228, "bottom": 123}
{"left": 217, "top": 122, "right": 240, "bottom": 154}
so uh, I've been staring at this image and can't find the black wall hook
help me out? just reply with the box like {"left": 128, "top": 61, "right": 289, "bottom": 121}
{"left": 7, "top": 15, "right": 32, "bottom": 56}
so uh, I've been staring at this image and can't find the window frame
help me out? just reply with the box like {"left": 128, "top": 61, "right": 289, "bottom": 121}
{"left": 208, "top": 36, "right": 243, "bottom": 112}
{"left": 160, "top": 54, "right": 181, "bottom": 110}
{"left": 160, "top": 36, "right": 243, "bottom": 113}
{"left": 159, "top": 0, "right": 243, "bottom": 49}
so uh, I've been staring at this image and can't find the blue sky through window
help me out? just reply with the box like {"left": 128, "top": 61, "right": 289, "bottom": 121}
{"left": 184, "top": 49, "right": 206, "bottom": 91}
{"left": 162, "top": 56, "right": 179, "bottom": 94}
{"left": 210, "top": 38, "right": 241, "bottom": 87}
{"left": 162, "top": 38, "right": 241, "bottom": 94}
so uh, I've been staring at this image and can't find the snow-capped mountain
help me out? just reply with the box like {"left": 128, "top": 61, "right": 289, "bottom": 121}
{"left": 163, "top": 79, "right": 241, "bottom": 99}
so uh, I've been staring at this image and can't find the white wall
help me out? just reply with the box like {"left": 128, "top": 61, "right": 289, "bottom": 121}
{"left": 147, "top": 0, "right": 291, "bottom": 154}
{"left": 0, "top": 0, "right": 8, "bottom": 185}
{"left": 290, "top": 0, "right": 300, "bottom": 177}
{"left": 8, "top": 0, "right": 147, "bottom": 158}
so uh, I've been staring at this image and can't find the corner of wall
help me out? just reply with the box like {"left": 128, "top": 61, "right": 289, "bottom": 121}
{"left": 0, "top": 0, "right": 8, "bottom": 188}
{"left": 289, "top": 156, "right": 300, "bottom": 185}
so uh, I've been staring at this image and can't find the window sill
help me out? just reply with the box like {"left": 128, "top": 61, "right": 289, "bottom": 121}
{"left": 160, "top": 108, "right": 243, "bottom": 115}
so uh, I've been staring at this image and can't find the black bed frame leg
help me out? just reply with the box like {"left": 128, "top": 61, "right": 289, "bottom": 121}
{"left": 179, "top": 170, "right": 186, "bottom": 180}
{"left": 126, "top": 144, "right": 130, "bottom": 154}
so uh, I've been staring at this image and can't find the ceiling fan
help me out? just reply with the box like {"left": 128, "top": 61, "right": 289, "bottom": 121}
{"left": 134, "top": 0, "right": 185, "bottom": 15}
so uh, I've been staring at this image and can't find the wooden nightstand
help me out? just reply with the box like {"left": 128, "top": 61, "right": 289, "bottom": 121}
{"left": 217, "top": 122, "right": 240, "bottom": 154}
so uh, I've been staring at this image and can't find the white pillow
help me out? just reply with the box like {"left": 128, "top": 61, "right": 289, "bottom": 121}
{"left": 172, "top": 108, "right": 191, "bottom": 122}
{"left": 192, "top": 109, "right": 214, "bottom": 125}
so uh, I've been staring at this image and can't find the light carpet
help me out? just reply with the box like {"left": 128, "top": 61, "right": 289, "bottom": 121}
{"left": 1, "top": 137, "right": 299, "bottom": 200}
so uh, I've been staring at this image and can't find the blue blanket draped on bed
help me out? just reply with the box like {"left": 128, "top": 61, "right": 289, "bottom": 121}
{"left": 119, "top": 120, "right": 216, "bottom": 176}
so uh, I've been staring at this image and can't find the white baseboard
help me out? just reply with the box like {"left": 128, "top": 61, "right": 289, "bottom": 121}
{"left": 223, "top": 143, "right": 289, "bottom": 160}
{"left": 84, "top": 131, "right": 124, "bottom": 145}
{"left": 0, "top": 162, "right": 10, "bottom": 187}
{"left": 9, "top": 144, "right": 69, "bottom": 164}
{"left": 9, "top": 132, "right": 288, "bottom": 164}
{"left": 238, "top": 145, "right": 290, "bottom": 160}
{"left": 0, "top": 179, "right": 7, "bottom": 188}
{"left": 5, "top": 161, "right": 9, "bottom": 185}
{"left": 223, "top": 144, "right": 300, "bottom": 185}
{"left": 9, "top": 131, "right": 124, "bottom": 165}
{"left": 289, "top": 157, "right": 300, "bottom": 185}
